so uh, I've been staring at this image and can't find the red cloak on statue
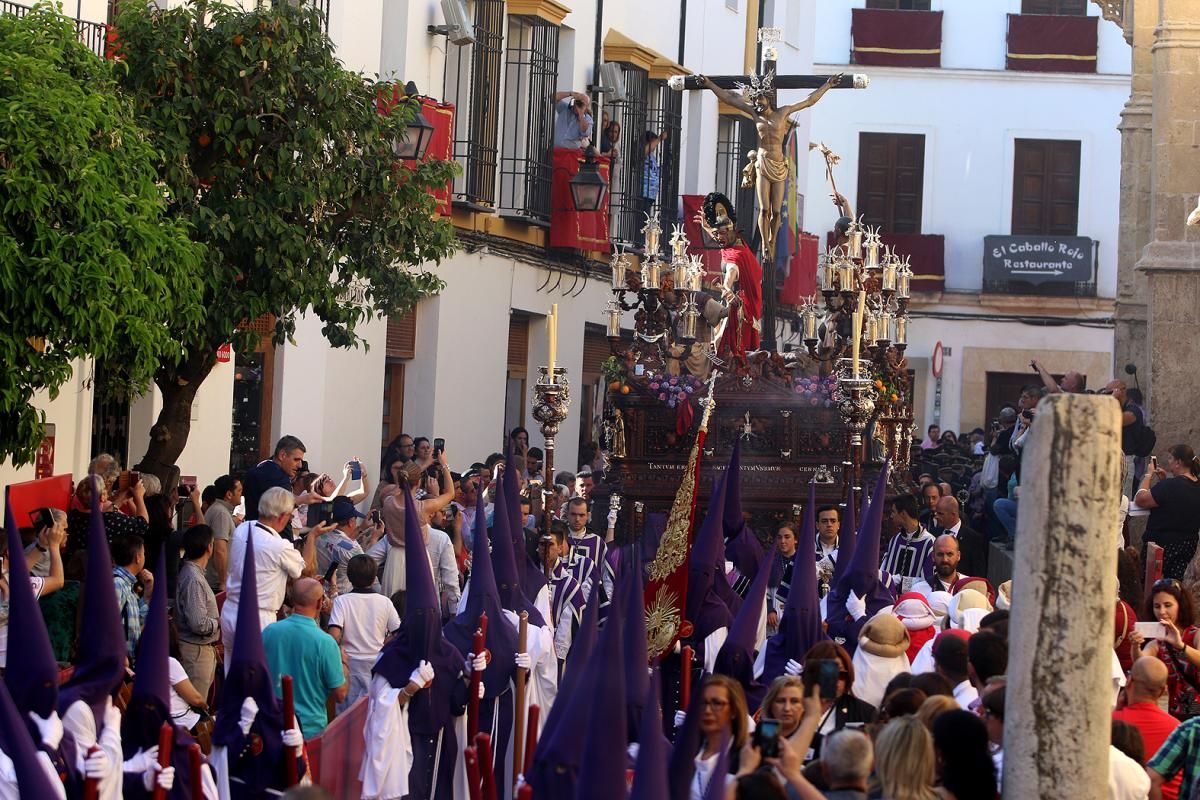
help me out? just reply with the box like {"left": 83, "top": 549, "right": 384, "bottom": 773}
{"left": 716, "top": 239, "right": 763, "bottom": 358}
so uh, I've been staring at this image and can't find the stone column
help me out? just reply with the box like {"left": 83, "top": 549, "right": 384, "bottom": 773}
{"left": 1112, "top": 0, "right": 1156, "bottom": 386}
{"left": 1138, "top": 0, "right": 1200, "bottom": 449}
{"left": 1003, "top": 394, "right": 1120, "bottom": 800}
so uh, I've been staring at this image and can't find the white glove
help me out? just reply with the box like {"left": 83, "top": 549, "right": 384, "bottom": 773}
{"left": 784, "top": 659, "right": 803, "bottom": 677}
{"left": 410, "top": 660, "right": 435, "bottom": 688}
{"left": 627, "top": 743, "right": 640, "bottom": 761}
{"left": 281, "top": 726, "right": 303, "bottom": 748}
{"left": 239, "top": 697, "right": 260, "bottom": 736}
{"left": 607, "top": 509, "right": 618, "bottom": 528}
{"left": 846, "top": 592, "right": 867, "bottom": 622}
{"left": 477, "top": 682, "right": 486, "bottom": 699}
{"left": 467, "top": 652, "right": 487, "bottom": 674}
{"left": 141, "top": 761, "right": 175, "bottom": 792}
{"left": 102, "top": 700, "right": 122, "bottom": 733}
{"left": 29, "top": 711, "right": 63, "bottom": 749}
{"left": 123, "top": 746, "right": 158, "bottom": 776}
{"left": 83, "top": 747, "right": 110, "bottom": 779}
{"left": 515, "top": 652, "right": 532, "bottom": 670}
{"left": 673, "top": 711, "right": 686, "bottom": 729}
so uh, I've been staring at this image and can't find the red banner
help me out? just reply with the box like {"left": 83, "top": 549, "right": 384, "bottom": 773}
{"left": 1006, "top": 13, "right": 1097, "bottom": 73}
{"left": 420, "top": 98, "right": 454, "bottom": 217}
{"left": 5, "top": 474, "right": 73, "bottom": 531}
{"left": 681, "top": 195, "right": 725, "bottom": 282}
{"left": 548, "top": 148, "right": 612, "bottom": 252}
{"left": 780, "top": 232, "right": 819, "bottom": 306}
{"left": 851, "top": 8, "right": 942, "bottom": 68}
{"left": 304, "top": 697, "right": 367, "bottom": 799}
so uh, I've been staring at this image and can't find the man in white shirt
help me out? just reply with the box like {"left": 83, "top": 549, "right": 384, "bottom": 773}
{"left": 329, "top": 555, "right": 400, "bottom": 708}
{"left": 221, "top": 486, "right": 327, "bottom": 672}
{"left": 912, "top": 535, "right": 966, "bottom": 598}
{"left": 427, "top": 507, "right": 462, "bottom": 619}
{"left": 933, "top": 633, "right": 978, "bottom": 710}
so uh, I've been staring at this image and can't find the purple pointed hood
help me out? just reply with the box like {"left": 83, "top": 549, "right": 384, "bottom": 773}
{"left": 825, "top": 481, "right": 861, "bottom": 627}
{"left": 3, "top": 495, "right": 59, "bottom": 718}
{"left": 761, "top": 481, "right": 829, "bottom": 682}
{"left": 501, "top": 436, "right": 547, "bottom": 601}
{"left": 713, "top": 543, "right": 775, "bottom": 708}
{"left": 212, "top": 524, "right": 289, "bottom": 792}
{"left": 59, "top": 477, "right": 126, "bottom": 721}
{"left": 721, "top": 439, "right": 747, "bottom": 539}
{"left": 572, "top": 581, "right": 628, "bottom": 800}
{"left": 0, "top": 679, "right": 59, "bottom": 797}
{"left": 536, "top": 582, "right": 599, "bottom": 751}
{"left": 686, "top": 474, "right": 734, "bottom": 642}
{"left": 491, "top": 479, "right": 545, "bottom": 627}
{"left": 620, "top": 548, "right": 649, "bottom": 741}
{"left": 667, "top": 681, "right": 706, "bottom": 800}
{"left": 443, "top": 486, "right": 516, "bottom": 697}
{"left": 123, "top": 548, "right": 171, "bottom": 753}
{"left": 374, "top": 485, "right": 464, "bottom": 734}
{"left": 849, "top": 463, "right": 895, "bottom": 613}
{"left": 629, "top": 667, "right": 670, "bottom": 800}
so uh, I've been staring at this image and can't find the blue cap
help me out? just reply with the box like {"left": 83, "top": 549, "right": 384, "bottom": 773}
{"left": 330, "top": 496, "right": 365, "bottom": 523}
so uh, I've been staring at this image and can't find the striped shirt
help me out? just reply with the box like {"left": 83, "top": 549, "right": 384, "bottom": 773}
{"left": 1148, "top": 716, "right": 1200, "bottom": 800}
{"left": 881, "top": 527, "right": 935, "bottom": 594}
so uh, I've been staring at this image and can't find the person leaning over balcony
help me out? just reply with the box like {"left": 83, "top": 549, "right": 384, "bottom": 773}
{"left": 553, "top": 91, "right": 593, "bottom": 149}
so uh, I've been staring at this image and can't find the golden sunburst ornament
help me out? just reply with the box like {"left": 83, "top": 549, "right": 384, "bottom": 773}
{"left": 646, "top": 584, "right": 683, "bottom": 656}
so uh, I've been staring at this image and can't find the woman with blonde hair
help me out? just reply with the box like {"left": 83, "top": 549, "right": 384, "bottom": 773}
{"left": 874, "top": 716, "right": 939, "bottom": 800}
{"left": 915, "top": 695, "right": 959, "bottom": 731}
{"left": 759, "top": 675, "right": 808, "bottom": 747}
{"left": 690, "top": 674, "right": 749, "bottom": 800}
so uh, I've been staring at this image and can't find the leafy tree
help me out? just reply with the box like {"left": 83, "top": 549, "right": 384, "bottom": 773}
{"left": 111, "top": 0, "right": 457, "bottom": 478}
{"left": 0, "top": 7, "right": 204, "bottom": 466}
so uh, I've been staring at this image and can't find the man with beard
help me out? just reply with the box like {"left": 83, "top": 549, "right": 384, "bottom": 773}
{"left": 912, "top": 535, "right": 967, "bottom": 599}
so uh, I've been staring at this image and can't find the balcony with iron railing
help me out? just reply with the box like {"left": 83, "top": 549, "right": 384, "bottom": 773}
{"left": 1, "top": 0, "right": 108, "bottom": 56}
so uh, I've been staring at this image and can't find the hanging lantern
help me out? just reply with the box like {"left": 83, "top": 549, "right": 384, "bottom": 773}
{"left": 569, "top": 147, "right": 608, "bottom": 211}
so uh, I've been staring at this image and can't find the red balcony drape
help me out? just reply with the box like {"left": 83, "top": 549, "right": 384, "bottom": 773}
{"left": 548, "top": 148, "right": 612, "bottom": 253}
{"left": 1006, "top": 13, "right": 1098, "bottom": 73}
{"left": 851, "top": 8, "right": 943, "bottom": 68}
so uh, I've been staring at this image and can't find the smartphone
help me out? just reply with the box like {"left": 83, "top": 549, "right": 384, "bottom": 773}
{"left": 349, "top": 460, "right": 362, "bottom": 480}
{"left": 129, "top": 471, "right": 141, "bottom": 488}
{"left": 817, "top": 659, "right": 840, "bottom": 700}
{"left": 306, "top": 501, "right": 335, "bottom": 528}
{"left": 322, "top": 561, "right": 339, "bottom": 584}
{"left": 29, "top": 508, "right": 54, "bottom": 530}
{"left": 434, "top": 437, "right": 445, "bottom": 457}
{"left": 755, "top": 718, "right": 781, "bottom": 759}
{"left": 370, "top": 509, "right": 382, "bottom": 527}
{"left": 178, "top": 485, "right": 191, "bottom": 499}
{"left": 1151, "top": 456, "right": 1158, "bottom": 470}
{"left": 1135, "top": 622, "right": 1167, "bottom": 640}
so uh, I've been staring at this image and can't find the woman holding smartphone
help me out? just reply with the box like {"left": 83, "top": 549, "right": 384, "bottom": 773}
{"left": 1134, "top": 444, "right": 1200, "bottom": 580}
{"left": 1133, "top": 578, "right": 1200, "bottom": 719}
{"left": 796, "top": 641, "right": 878, "bottom": 761}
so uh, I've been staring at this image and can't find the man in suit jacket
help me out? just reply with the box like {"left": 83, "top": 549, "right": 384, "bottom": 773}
{"left": 933, "top": 496, "right": 987, "bottom": 579}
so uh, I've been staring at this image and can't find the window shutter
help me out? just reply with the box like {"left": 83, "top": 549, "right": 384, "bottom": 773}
{"left": 508, "top": 315, "right": 530, "bottom": 373}
{"left": 386, "top": 313, "right": 416, "bottom": 360}
{"left": 582, "top": 328, "right": 610, "bottom": 377}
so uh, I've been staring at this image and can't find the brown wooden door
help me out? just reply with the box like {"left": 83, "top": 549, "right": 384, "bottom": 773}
{"left": 866, "top": 0, "right": 932, "bottom": 8}
{"left": 1012, "top": 139, "right": 1081, "bottom": 235}
{"left": 857, "top": 132, "right": 925, "bottom": 234}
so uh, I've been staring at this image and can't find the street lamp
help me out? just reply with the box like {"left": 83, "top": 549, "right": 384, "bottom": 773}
{"left": 393, "top": 81, "right": 435, "bottom": 161}
{"left": 569, "top": 146, "right": 608, "bottom": 212}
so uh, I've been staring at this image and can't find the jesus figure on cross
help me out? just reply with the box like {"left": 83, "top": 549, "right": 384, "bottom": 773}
{"left": 696, "top": 70, "right": 842, "bottom": 265}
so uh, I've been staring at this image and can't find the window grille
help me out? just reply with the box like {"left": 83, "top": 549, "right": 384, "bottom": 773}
{"left": 647, "top": 79, "right": 683, "bottom": 227}
{"left": 498, "top": 15, "right": 560, "bottom": 223}
{"left": 606, "top": 63, "right": 650, "bottom": 247}
{"left": 443, "top": 0, "right": 505, "bottom": 207}
{"left": 714, "top": 115, "right": 759, "bottom": 247}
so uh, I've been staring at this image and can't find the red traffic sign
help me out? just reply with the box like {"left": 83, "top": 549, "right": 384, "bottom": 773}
{"left": 216, "top": 343, "right": 232, "bottom": 363}
{"left": 931, "top": 341, "right": 943, "bottom": 378}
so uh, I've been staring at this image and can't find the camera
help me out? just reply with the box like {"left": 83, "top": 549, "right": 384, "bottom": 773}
{"left": 754, "top": 718, "right": 781, "bottom": 759}
{"left": 306, "top": 502, "right": 335, "bottom": 528}
{"left": 29, "top": 508, "right": 54, "bottom": 531}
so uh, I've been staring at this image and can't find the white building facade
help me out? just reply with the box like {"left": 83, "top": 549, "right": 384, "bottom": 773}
{"left": 802, "top": 0, "right": 1129, "bottom": 436}
{"left": 2, "top": 0, "right": 822, "bottom": 488}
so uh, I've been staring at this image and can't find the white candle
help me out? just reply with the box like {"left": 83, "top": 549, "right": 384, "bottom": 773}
{"left": 851, "top": 290, "right": 865, "bottom": 379}
{"left": 548, "top": 304, "right": 557, "bottom": 380}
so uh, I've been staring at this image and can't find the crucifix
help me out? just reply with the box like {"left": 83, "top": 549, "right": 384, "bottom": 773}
{"left": 670, "top": 28, "right": 868, "bottom": 351}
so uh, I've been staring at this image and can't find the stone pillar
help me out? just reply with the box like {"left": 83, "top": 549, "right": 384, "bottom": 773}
{"left": 1112, "top": 0, "right": 1156, "bottom": 386}
{"left": 1138, "top": 0, "right": 1200, "bottom": 450}
{"left": 1003, "top": 394, "right": 1120, "bottom": 800}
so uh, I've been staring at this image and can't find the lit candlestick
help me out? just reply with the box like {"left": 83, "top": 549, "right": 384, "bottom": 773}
{"left": 607, "top": 302, "right": 621, "bottom": 337}
{"left": 864, "top": 311, "right": 878, "bottom": 346}
{"left": 548, "top": 304, "right": 557, "bottom": 381}
{"left": 897, "top": 262, "right": 911, "bottom": 299}
{"left": 611, "top": 251, "right": 624, "bottom": 290}
{"left": 895, "top": 315, "right": 908, "bottom": 346}
{"left": 838, "top": 260, "right": 856, "bottom": 292}
{"left": 882, "top": 259, "right": 897, "bottom": 292}
{"left": 821, "top": 254, "right": 837, "bottom": 290}
{"left": 866, "top": 239, "right": 880, "bottom": 270}
{"left": 672, "top": 257, "right": 688, "bottom": 289}
{"left": 801, "top": 301, "right": 818, "bottom": 342}
{"left": 851, "top": 290, "right": 865, "bottom": 379}
{"left": 644, "top": 259, "right": 660, "bottom": 290}
{"left": 848, "top": 225, "right": 862, "bottom": 255}
{"left": 877, "top": 310, "right": 894, "bottom": 344}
